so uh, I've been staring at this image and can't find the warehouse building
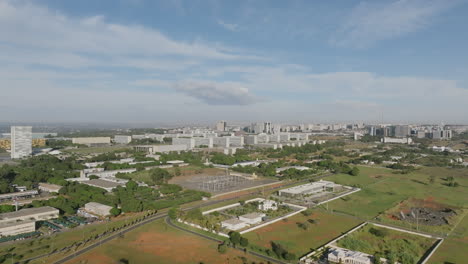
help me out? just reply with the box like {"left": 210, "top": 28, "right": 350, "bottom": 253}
{"left": 84, "top": 202, "right": 113, "bottom": 217}
{"left": 278, "top": 180, "right": 338, "bottom": 197}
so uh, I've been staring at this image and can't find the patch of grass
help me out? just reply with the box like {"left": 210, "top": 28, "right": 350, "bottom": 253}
{"left": 243, "top": 209, "right": 362, "bottom": 258}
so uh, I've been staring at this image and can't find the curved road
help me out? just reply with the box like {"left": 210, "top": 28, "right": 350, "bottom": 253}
{"left": 23, "top": 175, "right": 331, "bottom": 264}
{"left": 165, "top": 217, "right": 287, "bottom": 264}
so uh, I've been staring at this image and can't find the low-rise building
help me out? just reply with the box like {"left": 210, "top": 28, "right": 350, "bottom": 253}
{"left": 133, "top": 144, "right": 188, "bottom": 154}
{"left": 327, "top": 248, "right": 372, "bottom": 264}
{"left": 38, "top": 183, "right": 62, "bottom": 193}
{"left": 114, "top": 135, "right": 132, "bottom": 144}
{"left": 276, "top": 166, "right": 310, "bottom": 173}
{"left": 0, "top": 190, "right": 39, "bottom": 202}
{"left": 82, "top": 179, "right": 123, "bottom": 192}
{"left": 221, "top": 218, "right": 248, "bottom": 231}
{"left": 0, "top": 206, "right": 59, "bottom": 236}
{"left": 71, "top": 137, "right": 111, "bottom": 146}
{"left": 258, "top": 200, "right": 278, "bottom": 211}
{"left": 278, "top": 180, "right": 338, "bottom": 197}
{"left": 238, "top": 212, "right": 265, "bottom": 225}
{"left": 84, "top": 202, "right": 113, "bottom": 217}
{"left": 381, "top": 137, "right": 413, "bottom": 144}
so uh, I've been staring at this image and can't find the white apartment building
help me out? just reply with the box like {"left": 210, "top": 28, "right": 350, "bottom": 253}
{"left": 114, "top": 135, "right": 132, "bottom": 144}
{"left": 11, "top": 126, "right": 32, "bottom": 159}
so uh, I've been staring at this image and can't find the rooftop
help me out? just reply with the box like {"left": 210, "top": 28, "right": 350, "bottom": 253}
{"left": 0, "top": 206, "right": 58, "bottom": 220}
{"left": 83, "top": 179, "right": 122, "bottom": 189}
{"left": 222, "top": 218, "right": 246, "bottom": 225}
{"left": 239, "top": 212, "right": 266, "bottom": 219}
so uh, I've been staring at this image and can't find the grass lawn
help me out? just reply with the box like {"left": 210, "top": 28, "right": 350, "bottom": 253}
{"left": 243, "top": 209, "right": 362, "bottom": 259}
{"left": 336, "top": 224, "right": 436, "bottom": 263}
{"left": 323, "top": 166, "right": 468, "bottom": 225}
{"left": 47, "top": 219, "right": 264, "bottom": 264}
{"left": 428, "top": 212, "right": 468, "bottom": 264}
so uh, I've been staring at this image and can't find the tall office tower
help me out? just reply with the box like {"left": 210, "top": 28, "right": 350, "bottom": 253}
{"left": 394, "top": 125, "right": 410, "bottom": 138}
{"left": 11, "top": 126, "right": 32, "bottom": 159}
{"left": 216, "top": 120, "right": 227, "bottom": 131}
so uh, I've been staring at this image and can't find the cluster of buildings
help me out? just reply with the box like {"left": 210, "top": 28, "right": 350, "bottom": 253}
{"left": 367, "top": 124, "right": 453, "bottom": 142}
{"left": 220, "top": 200, "right": 278, "bottom": 231}
{"left": 327, "top": 248, "right": 372, "bottom": 264}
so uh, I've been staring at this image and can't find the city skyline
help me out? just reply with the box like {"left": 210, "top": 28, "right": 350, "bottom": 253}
{"left": 1, "top": 0, "right": 468, "bottom": 123}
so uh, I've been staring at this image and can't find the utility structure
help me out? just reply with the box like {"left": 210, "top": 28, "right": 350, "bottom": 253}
{"left": 198, "top": 170, "right": 247, "bottom": 192}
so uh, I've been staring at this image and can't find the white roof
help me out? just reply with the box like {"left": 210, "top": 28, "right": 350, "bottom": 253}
{"left": 222, "top": 218, "right": 245, "bottom": 225}
{"left": 280, "top": 180, "right": 336, "bottom": 194}
{"left": 239, "top": 212, "right": 265, "bottom": 219}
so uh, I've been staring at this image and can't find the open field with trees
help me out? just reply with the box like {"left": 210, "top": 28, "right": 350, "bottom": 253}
{"left": 336, "top": 224, "right": 436, "bottom": 264}
{"left": 323, "top": 166, "right": 468, "bottom": 235}
{"left": 243, "top": 209, "right": 362, "bottom": 260}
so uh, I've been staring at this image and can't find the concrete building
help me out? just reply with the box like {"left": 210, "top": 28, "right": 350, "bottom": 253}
{"left": 82, "top": 179, "right": 123, "bottom": 192}
{"left": 172, "top": 138, "right": 196, "bottom": 149}
{"left": 11, "top": 126, "right": 32, "bottom": 159}
{"left": 221, "top": 218, "right": 248, "bottom": 231}
{"left": 327, "top": 248, "right": 372, "bottom": 264}
{"left": 0, "top": 190, "right": 38, "bottom": 202}
{"left": 239, "top": 212, "right": 265, "bottom": 225}
{"left": 72, "top": 137, "right": 111, "bottom": 146}
{"left": 216, "top": 120, "right": 227, "bottom": 132}
{"left": 244, "top": 135, "right": 258, "bottom": 145}
{"left": 381, "top": 137, "right": 413, "bottom": 144}
{"left": 84, "top": 202, "right": 113, "bottom": 217}
{"left": 114, "top": 135, "right": 132, "bottom": 144}
{"left": 0, "top": 221, "right": 36, "bottom": 237}
{"left": 394, "top": 125, "right": 410, "bottom": 138}
{"left": 133, "top": 144, "right": 188, "bottom": 154}
{"left": 432, "top": 129, "right": 452, "bottom": 140}
{"left": 0, "top": 206, "right": 59, "bottom": 236}
{"left": 258, "top": 200, "right": 278, "bottom": 211}
{"left": 38, "top": 183, "right": 62, "bottom": 193}
{"left": 213, "top": 137, "right": 230, "bottom": 148}
{"left": 278, "top": 180, "right": 338, "bottom": 197}
{"left": 84, "top": 168, "right": 136, "bottom": 178}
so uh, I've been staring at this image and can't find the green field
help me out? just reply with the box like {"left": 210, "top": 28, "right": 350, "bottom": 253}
{"left": 244, "top": 209, "right": 362, "bottom": 259}
{"left": 324, "top": 166, "right": 468, "bottom": 223}
{"left": 336, "top": 224, "right": 436, "bottom": 263}
{"left": 428, "top": 213, "right": 468, "bottom": 264}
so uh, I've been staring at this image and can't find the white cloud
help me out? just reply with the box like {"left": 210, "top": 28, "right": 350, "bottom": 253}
{"left": 173, "top": 80, "right": 258, "bottom": 105}
{"left": 331, "top": 0, "right": 458, "bottom": 48}
{"left": 218, "top": 20, "right": 239, "bottom": 31}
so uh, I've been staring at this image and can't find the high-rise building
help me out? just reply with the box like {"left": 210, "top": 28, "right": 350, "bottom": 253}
{"left": 11, "top": 126, "right": 32, "bottom": 159}
{"left": 216, "top": 120, "right": 227, "bottom": 132}
{"left": 394, "top": 125, "right": 410, "bottom": 138}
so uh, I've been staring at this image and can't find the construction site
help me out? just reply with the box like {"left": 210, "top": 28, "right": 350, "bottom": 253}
{"left": 171, "top": 169, "right": 278, "bottom": 194}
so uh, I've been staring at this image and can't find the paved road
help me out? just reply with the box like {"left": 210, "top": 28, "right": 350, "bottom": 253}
{"left": 165, "top": 217, "right": 287, "bottom": 264}
{"left": 22, "top": 175, "right": 332, "bottom": 264}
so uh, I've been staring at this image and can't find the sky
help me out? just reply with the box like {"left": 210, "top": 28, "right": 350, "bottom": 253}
{"left": 1, "top": 0, "right": 468, "bottom": 125}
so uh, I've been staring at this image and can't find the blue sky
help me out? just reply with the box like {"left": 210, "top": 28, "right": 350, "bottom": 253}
{"left": 1, "top": 0, "right": 467, "bottom": 124}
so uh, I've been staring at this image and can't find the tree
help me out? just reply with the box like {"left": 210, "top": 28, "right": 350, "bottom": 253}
{"left": 428, "top": 175, "right": 435, "bottom": 184}
{"left": 218, "top": 243, "right": 228, "bottom": 254}
{"left": 168, "top": 207, "right": 179, "bottom": 220}
{"left": 349, "top": 167, "right": 360, "bottom": 176}
{"left": 174, "top": 167, "right": 181, "bottom": 176}
{"left": 229, "top": 231, "right": 241, "bottom": 246}
{"left": 240, "top": 237, "right": 249, "bottom": 247}
{"left": 110, "top": 207, "right": 121, "bottom": 216}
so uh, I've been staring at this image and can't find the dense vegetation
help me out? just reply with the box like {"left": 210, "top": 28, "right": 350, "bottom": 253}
{"left": 0, "top": 155, "right": 82, "bottom": 193}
